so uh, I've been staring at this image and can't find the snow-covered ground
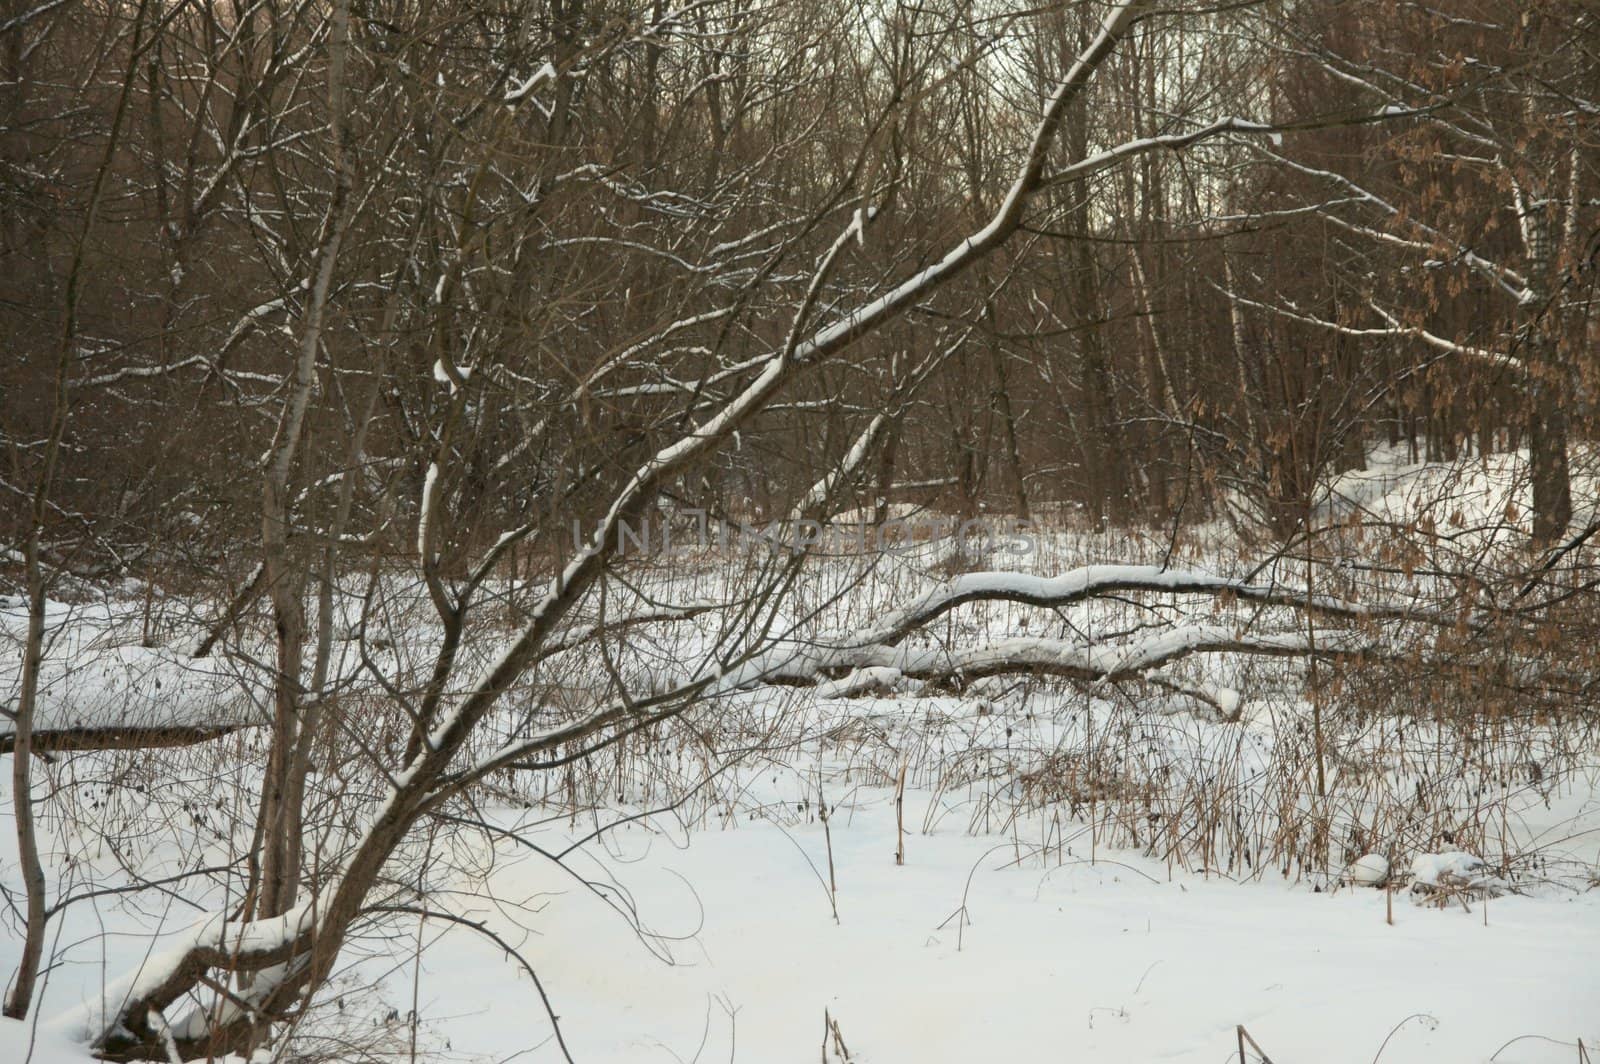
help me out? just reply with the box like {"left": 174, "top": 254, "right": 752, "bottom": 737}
{"left": 4, "top": 760, "right": 1596, "bottom": 1064}
{"left": 414, "top": 794, "right": 1600, "bottom": 1063}
{"left": 3, "top": 671, "right": 1596, "bottom": 1063}
{"left": 4, "top": 456, "right": 1600, "bottom": 1063}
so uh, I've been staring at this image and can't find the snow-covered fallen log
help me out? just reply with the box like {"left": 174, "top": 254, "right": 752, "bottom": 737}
{"left": 0, "top": 636, "right": 264, "bottom": 753}
{"left": 0, "top": 561, "right": 1419, "bottom": 757}
{"left": 722, "top": 625, "right": 1372, "bottom": 722}
{"left": 856, "top": 564, "right": 1480, "bottom": 646}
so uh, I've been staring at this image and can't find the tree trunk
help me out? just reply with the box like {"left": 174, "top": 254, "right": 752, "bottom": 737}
{"left": 1065, "top": 76, "right": 1126, "bottom": 526}
{"left": 4, "top": 538, "right": 49, "bottom": 1020}
{"left": 251, "top": 0, "right": 354, "bottom": 922}
{"left": 5, "top": 1, "right": 151, "bottom": 1016}
{"left": 1528, "top": 343, "right": 1572, "bottom": 544}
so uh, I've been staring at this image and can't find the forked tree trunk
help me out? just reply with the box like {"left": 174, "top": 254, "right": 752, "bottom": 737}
{"left": 251, "top": 0, "right": 354, "bottom": 923}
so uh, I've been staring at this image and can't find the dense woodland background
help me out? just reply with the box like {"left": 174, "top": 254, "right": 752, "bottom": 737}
{"left": 4, "top": 0, "right": 1595, "bottom": 564}
{"left": 1, "top": 1, "right": 1598, "bottom": 1060}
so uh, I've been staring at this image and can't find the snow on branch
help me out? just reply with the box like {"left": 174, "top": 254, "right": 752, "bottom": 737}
{"left": 849, "top": 564, "right": 1469, "bottom": 648}
{"left": 1248, "top": 144, "right": 1533, "bottom": 300}
{"left": 462, "top": 619, "right": 1375, "bottom": 776}
{"left": 787, "top": 414, "right": 887, "bottom": 521}
{"left": 461, "top": 564, "right": 1448, "bottom": 777}
{"left": 1220, "top": 288, "right": 1519, "bottom": 371}
{"left": 761, "top": 626, "right": 1372, "bottom": 703}
{"left": 50, "top": 902, "right": 316, "bottom": 1048}
{"left": 504, "top": 61, "right": 556, "bottom": 104}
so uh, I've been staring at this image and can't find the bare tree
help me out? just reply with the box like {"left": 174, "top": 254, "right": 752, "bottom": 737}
{"left": 3, "top": 2, "right": 1595, "bottom": 1061}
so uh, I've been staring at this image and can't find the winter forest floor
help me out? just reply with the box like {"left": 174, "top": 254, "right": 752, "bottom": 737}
{"left": 4, "top": 449, "right": 1600, "bottom": 1063}
{"left": 4, "top": 744, "right": 1597, "bottom": 1064}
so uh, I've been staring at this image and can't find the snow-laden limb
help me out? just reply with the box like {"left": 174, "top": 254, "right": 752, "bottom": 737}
{"left": 814, "top": 666, "right": 904, "bottom": 699}
{"left": 467, "top": 619, "right": 1380, "bottom": 781}
{"left": 1044, "top": 100, "right": 1448, "bottom": 196}
{"left": 1248, "top": 143, "right": 1533, "bottom": 301}
{"left": 71, "top": 354, "right": 214, "bottom": 389}
{"left": 191, "top": 563, "right": 265, "bottom": 659}
{"left": 1219, "top": 288, "right": 1519, "bottom": 371}
{"left": 430, "top": 359, "right": 472, "bottom": 392}
{"left": 1142, "top": 672, "right": 1243, "bottom": 721}
{"left": 503, "top": 61, "right": 556, "bottom": 104}
{"left": 48, "top": 903, "right": 315, "bottom": 1048}
{"left": 418, "top": 461, "right": 441, "bottom": 564}
{"left": 212, "top": 285, "right": 305, "bottom": 367}
{"left": 742, "top": 626, "right": 1374, "bottom": 693}
{"left": 463, "top": 623, "right": 1378, "bottom": 781}
{"left": 787, "top": 414, "right": 887, "bottom": 521}
{"left": 456, "top": 562, "right": 1460, "bottom": 779}
{"left": 0, "top": 0, "right": 72, "bottom": 35}
{"left": 850, "top": 564, "right": 1469, "bottom": 648}
{"left": 808, "top": 656, "right": 1252, "bottom": 721}
{"left": 69, "top": 289, "right": 304, "bottom": 392}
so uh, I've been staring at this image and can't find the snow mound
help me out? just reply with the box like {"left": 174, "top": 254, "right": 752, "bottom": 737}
{"left": 1408, "top": 851, "right": 1505, "bottom": 895}
{"left": 815, "top": 666, "right": 903, "bottom": 699}
{"left": 0, "top": 1018, "right": 100, "bottom": 1064}
{"left": 1320, "top": 443, "right": 1600, "bottom": 541}
{"left": 1347, "top": 853, "right": 1390, "bottom": 886}
{"left": 0, "top": 641, "right": 258, "bottom": 740}
{"left": 0, "top": 600, "right": 265, "bottom": 745}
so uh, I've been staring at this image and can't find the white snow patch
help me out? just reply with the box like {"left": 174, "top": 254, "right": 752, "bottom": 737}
{"left": 1348, "top": 853, "right": 1391, "bottom": 886}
